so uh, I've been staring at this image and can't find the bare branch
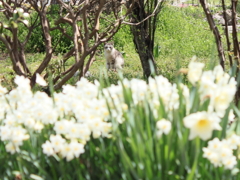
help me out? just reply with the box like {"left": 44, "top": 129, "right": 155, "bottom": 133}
{"left": 199, "top": 0, "right": 225, "bottom": 69}
{"left": 123, "top": 0, "right": 163, "bottom": 26}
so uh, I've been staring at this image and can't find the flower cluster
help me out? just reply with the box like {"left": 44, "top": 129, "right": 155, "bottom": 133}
{"left": 203, "top": 134, "right": 240, "bottom": 169}
{"left": 183, "top": 58, "right": 237, "bottom": 140}
{"left": 102, "top": 83, "right": 127, "bottom": 124}
{"left": 42, "top": 135, "right": 84, "bottom": 161}
{"left": 148, "top": 76, "right": 179, "bottom": 112}
{"left": 0, "top": 76, "right": 112, "bottom": 161}
{"left": 188, "top": 58, "right": 236, "bottom": 117}
{"left": 103, "top": 75, "right": 180, "bottom": 124}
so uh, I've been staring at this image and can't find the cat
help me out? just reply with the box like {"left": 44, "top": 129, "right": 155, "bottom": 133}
{"left": 104, "top": 42, "right": 124, "bottom": 71}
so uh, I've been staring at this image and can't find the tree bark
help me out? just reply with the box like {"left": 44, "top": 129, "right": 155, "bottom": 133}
{"left": 126, "top": 0, "right": 163, "bottom": 78}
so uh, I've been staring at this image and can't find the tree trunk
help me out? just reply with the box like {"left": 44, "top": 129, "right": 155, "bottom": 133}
{"left": 132, "top": 26, "right": 155, "bottom": 77}
{"left": 127, "top": 0, "right": 159, "bottom": 78}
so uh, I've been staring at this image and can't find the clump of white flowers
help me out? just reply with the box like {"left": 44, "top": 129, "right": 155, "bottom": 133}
{"left": 191, "top": 60, "right": 236, "bottom": 117}
{"left": 0, "top": 76, "right": 112, "bottom": 161}
{"left": 201, "top": 65, "right": 236, "bottom": 117}
{"left": 148, "top": 75, "right": 179, "bottom": 112}
{"left": 184, "top": 58, "right": 237, "bottom": 140}
{"left": 102, "top": 83, "right": 127, "bottom": 124}
{"left": 42, "top": 135, "right": 85, "bottom": 161}
{"left": 203, "top": 134, "right": 240, "bottom": 169}
{"left": 102, "top": 74, "right": 180, "bottom": 124}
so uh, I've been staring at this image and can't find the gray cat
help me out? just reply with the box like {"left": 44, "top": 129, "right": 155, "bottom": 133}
{"left": 104, "top": 43, "right": 124, "bottom": 71}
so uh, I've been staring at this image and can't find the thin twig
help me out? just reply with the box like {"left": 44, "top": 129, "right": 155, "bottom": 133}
{"left": 122, "top": 0, "right": 163, "bottom": 26}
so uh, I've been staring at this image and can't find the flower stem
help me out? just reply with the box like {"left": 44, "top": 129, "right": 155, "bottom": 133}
{"left": 186, "top": 137, "right": 200, "bottom": 180}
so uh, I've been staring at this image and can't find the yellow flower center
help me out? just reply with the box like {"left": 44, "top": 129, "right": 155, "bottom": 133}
{"left": 162, "top": 124, "right": 167, "bottom": 129}
{"left": 197, "top": 119, "right": 209, "bottom": 128}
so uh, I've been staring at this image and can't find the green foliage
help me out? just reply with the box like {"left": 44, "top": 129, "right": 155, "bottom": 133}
{"left": 24, "top": 8, "right": 73, "bottom": 54}
{"left": 156, "top": 6, "right": 217, "bottom": 59}
{"left": 153, "top": 6, "right": 219, "bottom": 82}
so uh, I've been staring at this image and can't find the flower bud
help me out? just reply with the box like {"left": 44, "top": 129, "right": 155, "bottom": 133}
{"left": 23, "top": 12, "right": 29, "bottom": 18}
{"left": 22, "top": 20, "right": 29, "bottom": 26}
{"left": 17, "top": 8, "right": 24, "bottom": 14}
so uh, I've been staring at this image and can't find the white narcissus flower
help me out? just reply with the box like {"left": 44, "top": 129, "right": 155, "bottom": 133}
{"left": 199, "top": 71, "right": 216, "bottom": 100}
{"left": 23, "top": 117, "right": 36, "bottom": 129}
{"left": 68, "top": 141, "right": 85, "bottom": 158}
{"left": 227, "top": 134, "right": 240, "bottom": 150}
{"left": 54, "top": 119, "right": 73, "bottom": 135}
{"left": 0, "top": 126, "right": 11, "bottom": 141}
{"left": 11, "top": 127, "right": 29, "bottom": 146}
{"left": 33, "top": 121, "right": 44, "bottom": 132}
{"left": 42, "top": 141, "right": 55, "bottom": 156}
{"left": 208, "top": 152, "right": 222, "bottom": 167}
{"left": 187, "top": 57, "right": 205, "bottom": 85}
{"left": 101, "top": 122, "right": 112, "bottom": 138}
{"left": 6, "top": 142, "right": 20, "bottom": 154}
{"left": 156, "top": 119, "right": 171, "bottom": 137}
{"left": 50, "top": 134, "right": 66, "bottom": 153}
{"left": 148, "top": 75, "right": 179, "bottom": 111}
{"left": 0, "top": 84, "right": 7, "bottom": 95}
{"left": 36, "top": 73, "right": 47, "bottom": 86}
{"left": 61, "top": 143, "right": 74, "bottom": 161}
{"left": 219, "top": 147, "right": 233, "bottom": 161}
{"left": 183, "top": 111, "right": 221, "bottom": 140}
{"left": 210, "top": 87, "right": 235, "bottom": 117}
{"left": 222, "top": 156, "right": 237, "bottom": 169}
{"left": 207, "top": 137, "right": 222, "bottom": 150}
{"left": 213, "top": 65, "right": 224, "bottom": 82}
{"left": 129, "top": 79, "right": 148, "bottom": 104}
{"left": 14, "top": 75, "right": 31, "bottom": 90}
{"left": 203, "top": 147, "right": 213, "bottom": 159}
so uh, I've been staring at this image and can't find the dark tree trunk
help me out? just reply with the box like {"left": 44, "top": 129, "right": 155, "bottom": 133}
{"left": 127, "top": 0, "right": 161, "bottom": 78}
{"left": 131, "top": 24, "right": 156, "bottom": 78}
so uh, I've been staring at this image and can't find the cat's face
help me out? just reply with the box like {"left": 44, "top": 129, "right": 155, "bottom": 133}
{"left": 104, "top": 43, "right": 114, "bottom": 52}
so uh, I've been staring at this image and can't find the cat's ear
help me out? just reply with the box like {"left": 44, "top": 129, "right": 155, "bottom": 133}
{"left": 105, "top": 42, "right": 114, "bottom": 46}
{"left": 107, "top": 42, "right": 114, "bottom": 46}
